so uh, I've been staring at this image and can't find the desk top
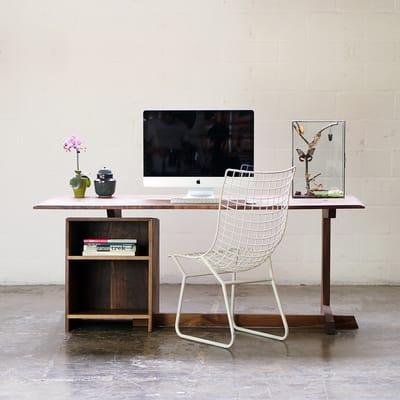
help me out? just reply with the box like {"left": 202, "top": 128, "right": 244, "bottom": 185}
{"left": 33, "top": 194, "right": 365, "bottom": 210}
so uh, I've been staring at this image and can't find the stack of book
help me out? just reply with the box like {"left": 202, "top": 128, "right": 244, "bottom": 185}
{"left": 82, "top": 239, "right": 137, "bottom": 256}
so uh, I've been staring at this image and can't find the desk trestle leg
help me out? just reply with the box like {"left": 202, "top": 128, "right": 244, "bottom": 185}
{"left": 107, "top": 209, "right": 122, "bottom": 218}
{"left": 321, "top": 208, "right": 336, "bottom": 335}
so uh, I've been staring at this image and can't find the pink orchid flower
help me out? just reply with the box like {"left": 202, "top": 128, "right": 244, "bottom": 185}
{"left": 63, "top": 136, "right": 86, "bottom": 171}
{"left": 63, "top": 136, "right": 84, "bottom": 152}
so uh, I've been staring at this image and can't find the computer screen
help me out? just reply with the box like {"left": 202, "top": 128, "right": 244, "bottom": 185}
{"left": 143, "top": 110, "right": 254, "bottom": 177}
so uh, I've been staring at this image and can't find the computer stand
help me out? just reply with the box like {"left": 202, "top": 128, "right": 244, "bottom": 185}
{"left": 186, "top": 188, "right": 215, "bottom": 198}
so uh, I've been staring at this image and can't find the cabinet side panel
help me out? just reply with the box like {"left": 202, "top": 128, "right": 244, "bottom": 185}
{"left": 65, "top": 220, "right": 70, "bottom": 330}
{"left": 152, "top": 219, "right": 160, "bottom": 314}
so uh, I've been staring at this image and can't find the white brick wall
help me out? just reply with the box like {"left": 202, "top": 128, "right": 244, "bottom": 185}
{"left": 0, "top": 0, "right": 399, "bottom": 284}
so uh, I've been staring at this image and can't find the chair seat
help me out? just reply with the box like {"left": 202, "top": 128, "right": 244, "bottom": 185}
{"left": 173, "top": 248, "right": 266, "bottom": 273}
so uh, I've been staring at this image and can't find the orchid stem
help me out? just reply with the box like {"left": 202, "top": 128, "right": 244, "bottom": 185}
{"left": 77, "top": 150, "right": 80, "bottom": 171}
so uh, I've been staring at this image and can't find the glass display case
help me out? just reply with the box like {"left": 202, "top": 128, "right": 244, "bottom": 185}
{"left": 292, "top": 120, "right": 345, "bottom": 198}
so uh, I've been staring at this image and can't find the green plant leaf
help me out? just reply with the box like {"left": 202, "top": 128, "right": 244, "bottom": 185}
{"left": 82, "top": 175, "right": 91, "bottom": 188}
{"left": 70, "top": 176, "right": 81, "bottom": 189}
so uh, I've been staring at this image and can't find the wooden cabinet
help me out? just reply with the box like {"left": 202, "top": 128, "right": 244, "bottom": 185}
{"left": 65, "top": 218, "right": 159, "bottom": 332}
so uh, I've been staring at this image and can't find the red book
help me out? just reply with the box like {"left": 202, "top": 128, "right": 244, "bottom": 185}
{"left": 84, "top": 238, "right": 137, "bottom": 244}
{"left": 84, "top": 239, "right": 109, "bottom": 243}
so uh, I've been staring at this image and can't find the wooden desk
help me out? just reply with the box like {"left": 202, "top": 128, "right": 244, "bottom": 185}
{"left": 34, "top": 194, "right": 365, "bottom": 334}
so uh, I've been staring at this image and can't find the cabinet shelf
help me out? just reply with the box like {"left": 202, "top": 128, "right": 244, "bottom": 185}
{"left": 67, "top": 255, "right": 150, "bottom": 261}
{"left": 68, "top": 309, "right": 150, "bottom": 320}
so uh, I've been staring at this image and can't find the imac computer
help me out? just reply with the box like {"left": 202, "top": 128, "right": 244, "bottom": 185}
{"left": 143, "top": 110, "right": 254, "bottom": 201}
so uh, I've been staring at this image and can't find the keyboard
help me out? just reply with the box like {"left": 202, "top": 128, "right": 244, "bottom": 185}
{"left": 170, "top": 197, "right": 219, "bottom": 204}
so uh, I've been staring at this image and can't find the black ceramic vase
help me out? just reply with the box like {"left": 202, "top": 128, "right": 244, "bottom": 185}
{"left": 94, "top": 167, "right": 116, "bottom": 197}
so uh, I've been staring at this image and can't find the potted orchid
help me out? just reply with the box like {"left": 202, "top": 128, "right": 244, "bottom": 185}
{"left": 63, "top": 136, "right": 91, "bottom": 198}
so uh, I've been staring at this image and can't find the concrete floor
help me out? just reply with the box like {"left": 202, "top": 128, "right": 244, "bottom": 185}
{"left": 0, "top": 285, "right": 399, "bottom": 400}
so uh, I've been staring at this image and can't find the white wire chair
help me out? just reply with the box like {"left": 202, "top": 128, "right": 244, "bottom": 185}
{"left": 170, "top": 166, "right": 295, "bottom": 349}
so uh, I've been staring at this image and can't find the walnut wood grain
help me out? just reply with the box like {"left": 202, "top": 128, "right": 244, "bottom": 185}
{"left": 34, "top": 194, "right": 365, "bottom": 211}
{"left": 50, "top": 199, "right": 365, "bottom": 334}
{"left": 107, "top": 209, "right": 122, "bottom": 217}
{"left": 321, "top": 208, "right": 337, "bottom": 334}
{"left": 154, "top": 313, "right": 358, "bottom": 330}
{"left": 65, "top": 218, "right": 160, "bottom": 332}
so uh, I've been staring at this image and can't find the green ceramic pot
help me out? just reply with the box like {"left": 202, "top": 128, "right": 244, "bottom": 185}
{"left": 70, "top": 170, "right": 91, "bottom": 198}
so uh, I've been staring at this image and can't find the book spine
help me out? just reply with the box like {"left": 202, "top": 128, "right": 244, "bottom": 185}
{"left": 82, "top": 251, "right": 136, "bottom": 256}
{"left": 84, "top": 239, "right": 137, "bottom": 244}
{"left": 83, "top": 239, "right": 109, "bottom": 243}
{"left": 84, "top": 245, "right": 136, "bottom": 251}
{"left": 107, "top": 239, "right": 137, "bottom": 244}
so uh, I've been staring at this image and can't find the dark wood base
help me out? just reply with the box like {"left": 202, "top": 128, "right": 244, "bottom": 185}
{"left": 321, "top": 305, "right": 337, "bottom": 334}
{"left": 154, "top": 313, "right": 358, "bottom": 331}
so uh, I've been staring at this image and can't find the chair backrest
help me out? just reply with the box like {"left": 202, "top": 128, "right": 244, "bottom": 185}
{"left": 206, "top": 167, "right": 295, "bottom": 273}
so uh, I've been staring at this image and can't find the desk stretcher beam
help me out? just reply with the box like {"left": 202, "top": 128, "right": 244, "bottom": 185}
{"left": 154, "top": 313, "right": 358, "bottom": 330}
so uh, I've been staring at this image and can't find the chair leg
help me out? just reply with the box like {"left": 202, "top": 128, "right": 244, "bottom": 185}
{"left": 232, "top": 259, "right": 289, "bottom": 341}
{"left": 230, "top": 272, "right": 238, "bottom": 329}
{"left": 174, "top": 273, "right": 236, "bottom": 349}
